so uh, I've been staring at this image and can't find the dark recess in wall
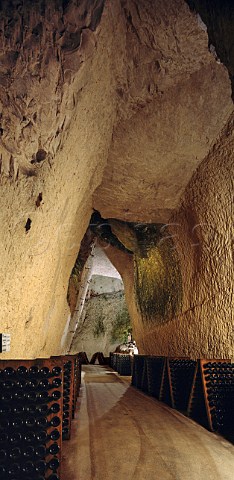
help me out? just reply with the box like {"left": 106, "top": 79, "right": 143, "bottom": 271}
{"left": 186, "top": 0, "right": 234, "bottom": 98}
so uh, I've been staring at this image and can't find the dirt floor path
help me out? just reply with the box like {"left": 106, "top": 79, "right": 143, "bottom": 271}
{"left": 61, "top": 365, "right": 234, "bottom": 480}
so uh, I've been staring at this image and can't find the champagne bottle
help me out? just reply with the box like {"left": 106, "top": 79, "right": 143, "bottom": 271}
{"left": 47, "top": 443, "right": 60, "bottom": 455}
{"left": 47, "top": 457, "right": 60, "bottom": 471}
{"left": 51, "top": 366, "right": 62, "bottom": 376}
{"left": 49, "top": 417, "right": 61, "bottom": 427}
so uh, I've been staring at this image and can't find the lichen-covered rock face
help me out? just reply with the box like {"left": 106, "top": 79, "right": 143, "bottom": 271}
{"left": 0, "top": 0, "right": 233, "bottom": 359}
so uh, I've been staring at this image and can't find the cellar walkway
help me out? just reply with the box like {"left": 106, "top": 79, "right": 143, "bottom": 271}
{"left": 61, "top": 365, "right": 234, "bottom": 480}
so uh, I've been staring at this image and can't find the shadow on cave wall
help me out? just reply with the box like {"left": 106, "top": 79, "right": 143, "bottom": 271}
{"left": 186, "top": 0, "right": 234, "bottom": 98}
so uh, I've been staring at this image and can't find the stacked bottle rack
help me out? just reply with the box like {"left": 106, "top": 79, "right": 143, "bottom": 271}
{"left": 146, "top": 356, "right": 165, "bottom": 399}
{"left": 72, "top": 355, "right": 81, "bottom": 419}
{"left": 116, "top": 354, "right": 132, "bottom": 376}
{"left": 169, "top": 359, "right": 196, "bottom": 411}
{"left": 77, "top": 352, "right": 89, "bottom": 365}
{"left": 90, "top": 352, "right": 106, "bottom": 365}
{"left": 61, "top": 356, "right": 74, "bottom": 441}
{"left": 110, "top": 353, "right": 133, "bottom": 376}
{"left": 0, "top": 358, "right": 63, "bottom": 480}
{"left": 129, "top": 355, "right": 234, "bottom": 441}
{"left": 188, "top": 359, "right": 234, "bottom": 437}
{"left": 131, "top": 355, "right": 147, "bottom": 388}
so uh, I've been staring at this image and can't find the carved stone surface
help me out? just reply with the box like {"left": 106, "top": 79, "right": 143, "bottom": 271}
{"left": 0, "top": 0, "right": 233, "bottom": 359}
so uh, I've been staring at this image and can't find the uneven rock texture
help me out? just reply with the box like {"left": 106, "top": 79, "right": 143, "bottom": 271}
{"left": 93, "top": 1, "right": 232, "bottom": 222}
{"left": 186, "top": 0, "right": 234, "bottom": 94}
{"left": 0, "top": 0, "right": 118, "bottom": 358}
{"left": 108, "top": 116, "right": 234, "bottom": 359}
{"left": 0, "top": 0, "right": 233, "bottom": 359}
{"left": 70, "top": 291, "right": 126, "bottom": 358}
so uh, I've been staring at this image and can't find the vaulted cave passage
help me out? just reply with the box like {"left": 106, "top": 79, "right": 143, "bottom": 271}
{"left": 0, "top": 0, "right": 233, "bottom": 479}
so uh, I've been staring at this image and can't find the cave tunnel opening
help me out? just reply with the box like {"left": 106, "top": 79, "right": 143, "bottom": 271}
{"left": 66, "top": 210, "right": 183, "bottom": 361}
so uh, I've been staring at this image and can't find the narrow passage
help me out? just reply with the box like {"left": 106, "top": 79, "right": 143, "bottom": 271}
{"left": 61, "top": 365, "right": 234, "bottom": 480}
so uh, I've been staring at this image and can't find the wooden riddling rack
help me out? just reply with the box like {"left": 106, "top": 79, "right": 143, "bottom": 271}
{"left": 90, "top": 352, "right": 106, "bottom": 365}
{"left": 188, "top": 359, "right": 234, "bottom": 437}
{"left": 77, "top": 351, "right": 89, "bottom": 365}
{"left": 110, "top": 352, "right": 132, "bottom": 376}
{"left": 61, "top": 355, "right": 75, "bottom": 441}
{"left": 72, "top": 355, "right": 81, "bottom": 419}
{"left": 0, "top": 357, "right": 63, "bottom": 480}
{"left": 131, "top": 354, "right": 147, "bottom": 387}
{"left": 130, "top": 355, "right": 234, "bottom": 439}
{"left": 0, "top": 354, "right": 82, "bottom": 480}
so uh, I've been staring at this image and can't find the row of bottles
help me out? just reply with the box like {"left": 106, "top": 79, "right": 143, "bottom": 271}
{"left": 0, "top": 358, "right": 63, "bottom": 480}
{"left": 118, "top": 354, "right": 234, "bottom": 440}
{"left": 0, "top": 354, "right": 81, "bottom": 480}
{"left": 110, "top": 353, "right": 132, "bottom": 376}
{"left": 200, "top": 360, "right": 234, "bottom": 435}
{"left": 62, "top": 358, "right": 73, "bottom": 441}
{"left": 90, "top": 352, "right": 106, "bottom": 365}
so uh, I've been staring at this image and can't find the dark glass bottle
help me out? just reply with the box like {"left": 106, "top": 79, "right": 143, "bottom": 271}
{"left": 28, "top": 366, "right": 39, "bottom": 377}
{"left": 49, "top": 403, "right": 60, "bottom": 414}
{"left": 3, "top": 367, "right": 15, "bottom": 376}
{"left": 22, "top": 461, "right": 35, "bottom": 474}
{"left": 51, "top": 366, "right": 62, "bottom": 376}
{"left": 26, "top": 391, "right": 37, "bottom": 403}
{"left": 9, "top": 447, "right": 21, "bottom": 460}
{"left": 25, "top": 417, "right": 36, "bottom": 428}
{"left": 0, "top": 449, "right": 7, "bottom": 463}
{"left": 35, "top": 460, "right": 47, "bottom": 474}
{"left": 36, "top": 404, "right": 48, "bottom": 416}
{"left": 35, "top": 444, "right": 47, "bottom": 458}
{"left": 47, "top": 457, "right": 60, "bottom": 471}
{"left": 17, "top": 365, "right": 28, "bottom": 375}
{"left": 13, "top": 390, "right": 25, "bottom": 402}
{"left": 47, "top": 443, "right": 60, "bottom": 455}
{"left": 37, "top": 391, "right": 49, "bottom": 403}
{"left": 36, "top": 430, "right": 47, "bottom": 443}
{"left": 25, "top": 404, "right": 37, "bottom": 415}
{"left": 0, "top": 465, "right": 6, "bottom": 475}
{"left": 62, "top": 427, "right": 69, "bottom": 437}
{"left": 27, "top": 379, "right": 39, "bottom": 389}
{"left": 36, "top": 417, "right": 48, "bottom": 429}
{"left": 52, "top": 378, "right": 62, "bottom": 388}
{"left": 0, "top": 392, "right": 12, "bottom": 402}
{"left": 23, "top": 445, "right": 35, "bottom": 459}
{"left": 12, "top": 404, "right": 25, "bottom": 415}
{"left": 24, "top": 431, "right": 36, "bottom": 443}
{"left": 39, "top": 367, "right": 50, "bottom": 377}
{"left": 0, "top": 404, "right": 11, "bottom": 415}
{"left": 50, "top": 391, "right": 61, "bottom": 401}
{"left": 50, "top": 416, "right": 61, "bottom": 428}
{"left": 7, "top": 462, "right": 21, "bottom": 476}
{"left": 49, "top": 429, "right": 60, "bottom": 441}
{"left": 0, "top": 418, "right": 10, "bottom": 429}
{"left": 0, "top": 432, "right": 8, "bottom": 444}
{"left": 2, "top": 379, "right": 15, "bottom": 389}
{"left": 48, "top": 474, "right": 60, "bottom": 480}
{"left": 10, "top": 432, "right": 22, "bottom": 445}
{"left": 38, "top": 379, "right": 50, "bottom": 390}
{"left": 15, "top": 379, "right": 27, "bottom": 389}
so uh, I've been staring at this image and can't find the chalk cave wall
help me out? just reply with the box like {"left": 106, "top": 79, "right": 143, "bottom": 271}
{"left": 0, "top": 0, "right": 125, "bottom": 359}
{"left": 71, "top": 290, "right": 127, "bottom": 359}
{"left": 116, "top": 118, "right": 234, "bottom": 360}
{"left": 0, "top": 0, "right": 233, "bottom": 360}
